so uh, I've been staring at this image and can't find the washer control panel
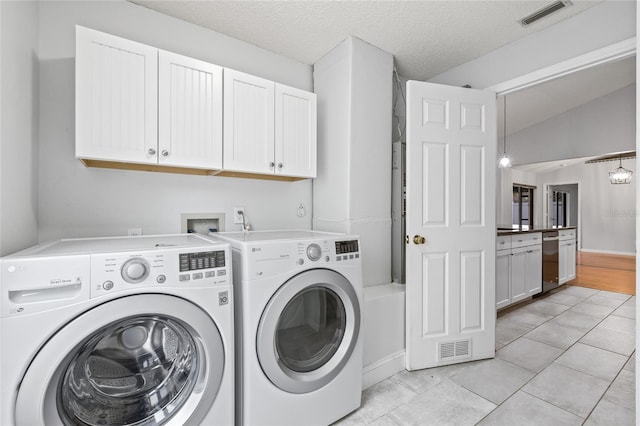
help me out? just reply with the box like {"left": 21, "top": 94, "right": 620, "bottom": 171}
{"left": 179, "top": 250, "right": 226, "bottom": 271}
{"left": 121, "top": 258, "right": 151, "bottom": 283}
{"left": 91, "top": 245, "right": 229, "bottom": 298}
{"left": 306, "top": 244, "right": 322, "bottom": 262}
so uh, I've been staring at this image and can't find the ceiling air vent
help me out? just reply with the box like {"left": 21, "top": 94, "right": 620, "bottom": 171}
{"left": 519, "top": 0, "right": 573, "bottom": 27}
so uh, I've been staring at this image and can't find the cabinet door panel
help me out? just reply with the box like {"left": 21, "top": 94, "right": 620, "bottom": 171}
{"left": 559, "top": 241, "right": 570, "bottom": 284}
{"left": 275, "top": 84, "right": 317, "bottom": 178}
{"left": 525, "top": 245, "right": 542, "bottom": 296}
{"left": 496, "top": 250, "right": 511, "bottom": 309}
{"left": 223, "top": 69, "right": 275, "bottom": 174}
{"left": 76, "top": 26, "right": 157, "bottom": 164}
{"left": 158, "top": 51, "right": 223, "bottom": 169}
{"left": 567, "top": 241, "right": 576, "bottom": 281}
{"left": 510, "top": 248, "right": 527, "bottom": 303}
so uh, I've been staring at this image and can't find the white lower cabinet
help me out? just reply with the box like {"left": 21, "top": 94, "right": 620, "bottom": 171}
{"left": 496, "top": 233, "right": 542, "bottom": 310}
{"left": 525, "top": 244, "right": 543, "bottom": 296}
{"left": 559, "top": 239, "right": 577, "bottom": 284}
{"left": 510, "top": 248, "right": 527, "bottom": 304}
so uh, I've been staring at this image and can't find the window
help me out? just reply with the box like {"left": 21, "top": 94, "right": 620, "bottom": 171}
{"left": 513, "top": 185, "right": 535, "bottom": 229}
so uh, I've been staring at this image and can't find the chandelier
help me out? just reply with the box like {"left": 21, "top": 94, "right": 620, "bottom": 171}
{"left": 609, "top": 155, "right": 633, "bottom": 184}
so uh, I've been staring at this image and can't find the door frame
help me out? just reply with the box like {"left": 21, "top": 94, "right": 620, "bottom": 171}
{"left": 485, "top": 35, "right": 635, "bottom": 283}
{"left": 542, "top": 181, "right": 581, "bottom": 248}
{"left": 487, "top": 37, "right": 635, "bottom": 96}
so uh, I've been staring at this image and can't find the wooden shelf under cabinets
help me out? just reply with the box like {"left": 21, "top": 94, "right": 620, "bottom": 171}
{"left": 80, "top": 159, "right": 307, "bottom": 181}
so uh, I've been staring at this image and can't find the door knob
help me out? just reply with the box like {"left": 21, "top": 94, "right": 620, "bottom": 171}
{"left": 413, "top": 235, "right": 426, "bottom": 245}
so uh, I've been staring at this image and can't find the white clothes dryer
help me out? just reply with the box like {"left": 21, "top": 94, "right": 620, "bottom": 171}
{"left": 0, "top": 234, "right": 234, "bottom": 426}
{"left": 215, "top": 230, "right": 363, "bottom": 426}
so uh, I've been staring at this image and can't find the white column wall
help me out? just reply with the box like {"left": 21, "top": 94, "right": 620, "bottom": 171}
{"left": 313, "top": 36, "right": 393, "bottom": 288}
{"left": 313, "top": 37, "right": 403, "bottom": 389}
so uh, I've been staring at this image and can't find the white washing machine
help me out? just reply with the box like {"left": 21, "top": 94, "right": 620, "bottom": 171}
{"left": 215, "top": 230, "right": 363, "bottom": 426}
{"left": 0, "top": 234, "right": 234, "bottom": 426}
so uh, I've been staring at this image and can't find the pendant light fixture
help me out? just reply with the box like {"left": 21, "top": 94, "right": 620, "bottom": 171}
{"left": 498, "top": 95, "right": 512, "bottom": 168}
{"left": 609, "top": 154, "right": 633, "bottom": 184}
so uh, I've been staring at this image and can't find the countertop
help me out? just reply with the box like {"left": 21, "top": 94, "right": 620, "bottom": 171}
{"left": 496, "top": 226, "right": 576, "bottom": 236}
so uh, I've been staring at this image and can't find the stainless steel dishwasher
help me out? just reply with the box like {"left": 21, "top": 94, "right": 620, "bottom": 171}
{"left": 542, "top": 231, "right": 560, "bottom": 293}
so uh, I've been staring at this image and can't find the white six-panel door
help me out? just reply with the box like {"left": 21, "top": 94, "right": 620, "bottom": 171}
{"left": 406, "top": 81, "right": 496, "bottom": 370}
{"left": 158, "top": 51, "right": 223, "bottom": 169}
{"left": 76, "top": 26, "right": 158, "bottom": 164}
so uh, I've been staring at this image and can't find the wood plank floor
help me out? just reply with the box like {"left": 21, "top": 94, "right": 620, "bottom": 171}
{"left": 569, "top": 251, "right": 636, "bottom": 295}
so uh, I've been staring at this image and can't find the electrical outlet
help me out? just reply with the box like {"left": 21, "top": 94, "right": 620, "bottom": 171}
{"left": 296, "top": 203, "right": 306, "bottom": 217}
{"left": 233, "top": 207, "right": 245, "bottom": 224}
{"left": 127, "top": 228, "right": 143, "bottom": 236}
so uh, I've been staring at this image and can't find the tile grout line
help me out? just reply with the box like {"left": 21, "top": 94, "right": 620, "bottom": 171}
{"left": 487, "top": 288, "right": 632, "bottom": 424}
{"left": 578, "top": 356, "right": 635, "bottom": 423}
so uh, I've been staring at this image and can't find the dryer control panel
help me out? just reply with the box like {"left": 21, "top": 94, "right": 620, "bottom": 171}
{"left": 242, "top": 238, "right": 361, "bottom": 279}
{"left": 334, "top": 240, "right": 360, "bottom": 262}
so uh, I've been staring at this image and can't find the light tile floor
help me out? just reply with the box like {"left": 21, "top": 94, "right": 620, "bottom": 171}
{"left": 335, "top": 285, "right": 636, "bottom": 426}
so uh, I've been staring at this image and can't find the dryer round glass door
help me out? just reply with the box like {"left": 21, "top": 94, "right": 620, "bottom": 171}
{"left": 14, "top": 294, "right": 225, "bottom": 426}
{"left": 257, "top": 269, "right": 361, "bottom": 394}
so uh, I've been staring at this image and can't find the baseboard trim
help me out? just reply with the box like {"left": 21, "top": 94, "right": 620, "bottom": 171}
{"left": 362, "top": 350, "right": 406, "bottom": 390}
{"left": 580, "top": 248, "right": 635, "bottom": 256}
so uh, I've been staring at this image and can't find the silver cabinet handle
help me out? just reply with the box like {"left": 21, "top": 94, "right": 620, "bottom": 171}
{"left": 148, "top": 148, "right": 156, "bottom": 155}
{"left": 161, "top": 150, "right": 169, "bottom": 157}
{"left": 278, "top": 163, "right": 283, "bottom": 169}
{"left": 269, "top": 162, "right": 275, "bottom": 168}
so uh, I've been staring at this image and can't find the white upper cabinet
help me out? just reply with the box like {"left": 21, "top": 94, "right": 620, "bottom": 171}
{"left": 76, "top": 26, "right": 316, "bottom": 179}
{"left": 223, "top": 69, "right": 275, "bottom": 174}
{"left": 223, "top": 69, "right": 317, "bottom": 179}
{"left": 275, "top": 84, "right": 317, "bottom": 178}
{"left": 76, "top": 26, "right": 158, "bottom": 164}
{"left": 76, "top": 26, "right": 223, "bottom": 170}
{"left": 158, "top": 51, "right": 223, "bottom": 169}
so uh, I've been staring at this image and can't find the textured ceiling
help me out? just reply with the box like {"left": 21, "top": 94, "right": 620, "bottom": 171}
{"left": 131, "top": 0, "right": 602, "bottom": 81}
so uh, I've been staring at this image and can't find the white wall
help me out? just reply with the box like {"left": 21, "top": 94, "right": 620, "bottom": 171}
{"left": 1, "top": 1, "right": 39, "bottom": 255}
{"left": 498, "top": 85, "right": 635, "bottom": 226}
{"left": 430, "top": 1, "right": 636, "bottom": 89}
{"left": 539, "top": 161, "right": 636, "bottom": 255}
{"left": 508, "top": 85, "right": 635, "bottom": 166}
{"left": 36, "top": 1, "right": 314, "bottom": 242}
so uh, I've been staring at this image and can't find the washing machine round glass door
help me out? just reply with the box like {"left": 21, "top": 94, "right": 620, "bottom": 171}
{"left": 257, "top": 268, "right": 361, "bottom": 394}
{"left": 14, "top": 294, "right": 225, "bottom": 426}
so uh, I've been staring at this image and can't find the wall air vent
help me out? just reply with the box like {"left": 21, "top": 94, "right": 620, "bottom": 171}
{"left": 519, "top": 1, "right": 573, "bottom": 27}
